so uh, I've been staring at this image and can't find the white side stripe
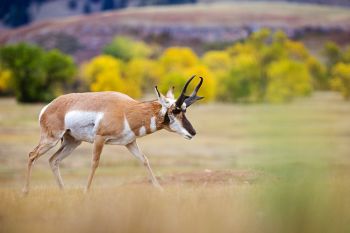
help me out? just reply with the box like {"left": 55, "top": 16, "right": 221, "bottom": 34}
{"left": 150, "top": 116, "right": 157, "bottom": 132}
{"left": 121, "top": 115, "right": 136, "bottom": 143}
{"left": 139, "top": 126, "right": 146, "bottom": 136}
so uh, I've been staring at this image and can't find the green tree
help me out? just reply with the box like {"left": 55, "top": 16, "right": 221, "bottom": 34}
{"left": 220, "top": 53, "right": 262, "bottom": 102}
{"left": 103, "top": 36, "right": 152, "bottom": 61}
{"left": 0, "top": 43, "right": 76, "bottom": 102}
{"left": 342, "top": 47, "right": 350, "bottom": 63}
{"left": 323, "top": 42, "right": 342, "bottom": 69}
{"left": 43, "top": 49, "right": 76, "bottom": 99}
{"left": 0, "top": 43, "right": 46, "bottom": 102}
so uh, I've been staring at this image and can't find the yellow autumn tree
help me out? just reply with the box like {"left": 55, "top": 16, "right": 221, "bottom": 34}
{"left": 159, "top": 47, "right": 198, "bottom": 71}
{"left": 306, "top": 56, "right": 327, "bottom": 89}
{"left": 81, "top": 55, "right": 123, "bottom": 84}
{"left": 330, "top": 62, "right": 350, "bottom": 99}
{"left": 157, "top": 47, "right": 216, "bottom": 101}
{"left": 125, "top": 58, "right": 164, "bottom": 92}
{"left": 266, "top": 59, "right": 312, "bottom": 103}
{"left": 158, "top": 65, "right": 216, "bottom": 102}
{"left": 81, "top": 55, "right": 141, "bottom": 98}
{"left": 185, "top": 65, "right": 217, "bottom": 101}
{"left": 202, "top": 50, "right": 231, "bottom": 76}
{"left": 0, "top": 68, "right": 12, "bottom": 93}
{"left": 91, "top": 72, "right": 124, "bottom": 92}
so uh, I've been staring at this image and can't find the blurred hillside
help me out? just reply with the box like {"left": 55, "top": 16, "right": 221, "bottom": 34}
{"left": 1, "top": 2, "right": 350, "bottom": 63}
{"left": 1, "top": 0, "right": 350, "bottom": 29}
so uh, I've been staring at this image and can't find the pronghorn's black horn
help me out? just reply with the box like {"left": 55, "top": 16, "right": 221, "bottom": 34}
{"left": 184, "top": 77, "right": 204, "bottom": 107}
{"left": 175, "top": 75, "right": 196, "bottom": 108}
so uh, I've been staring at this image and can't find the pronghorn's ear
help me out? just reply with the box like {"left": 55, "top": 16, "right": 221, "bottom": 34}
{"left": 166, "top": 86, "right": 175, "bottom": 99}
{"left": 154, "top": 86, "right": 167, "bottom": 107}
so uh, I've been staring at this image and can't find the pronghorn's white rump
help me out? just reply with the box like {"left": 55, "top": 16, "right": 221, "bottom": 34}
{"left": 38, "top": 103, "right": 50, "bottom": 122}
{"left": 23, "top": 76, "right": 204, "bottom": 194}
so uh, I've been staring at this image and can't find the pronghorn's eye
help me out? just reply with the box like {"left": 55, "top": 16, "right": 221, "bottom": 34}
{"left": 172, "top": 108, "right": 181, "bottom": 115}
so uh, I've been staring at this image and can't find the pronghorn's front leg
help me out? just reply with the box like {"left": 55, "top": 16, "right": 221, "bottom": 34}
{"left": 126, "top": 140, "right": 162, "bottom": 189}
{"left": 23, "top": 137, "right": 60, "bottom": 194}
{"left": 85, "top": 135, "right": 105, "bottom": 192}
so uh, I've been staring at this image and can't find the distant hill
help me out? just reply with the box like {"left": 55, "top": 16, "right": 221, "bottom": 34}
{"left": 1, "top": 2, "right": 350, "bottom": 62}
{"left": 1, "top": 0, "right": 349, "bottom": 28}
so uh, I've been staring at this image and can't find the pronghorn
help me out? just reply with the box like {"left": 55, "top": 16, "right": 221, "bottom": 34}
{"left": 23, "top": 75, "right": 203, "bottom": 193}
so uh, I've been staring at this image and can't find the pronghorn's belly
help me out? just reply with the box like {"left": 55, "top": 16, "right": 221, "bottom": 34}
{"left": 64, "top": 111, "right": 104, "bottom": 143}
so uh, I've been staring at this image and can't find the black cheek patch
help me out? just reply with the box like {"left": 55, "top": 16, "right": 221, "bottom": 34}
{"left": 172, "top": 108, "right": 181, "bottom": 115}
{"left": 182, "top": 115, "right": 196, "bottom": 136}
{"left": 163, "top": 112, "right": 170, "bottom": 125}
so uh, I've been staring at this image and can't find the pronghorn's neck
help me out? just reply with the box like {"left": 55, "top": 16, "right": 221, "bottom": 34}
{"left": 124, "top": 100, "right": 164, "bottom": 137}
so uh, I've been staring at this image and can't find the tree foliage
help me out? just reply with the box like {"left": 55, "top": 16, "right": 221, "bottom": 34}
{"left": 0, "top": 68, "right": 12, "bottom": 94}
{"left": 4, "top": 29, "right": 350, "bottom": 104}
{"left": 103, "top": 36, "right": 153, "bottom": 61}
{"left": 158, "top": 47, "right": 216, "bottom": 101}
{"left": 160, "top": 47, "right": 198, "bottom": 71}
{"left": 330, "top": 63, "right": 350, "bottom": 99}
{"left": 266, "top": 60, "right": 312, "bottom": 103}
{"left": 125, "top": 58, "right": 163, "bottom": 92}
{"left": 218, "top": 29, "right": 320, "bottom": 103}
{"left": 81, "top": 55, "right": 141, "bottom": 98}
{"left": 0, "top": 43, "right": 75, "bottom": 102}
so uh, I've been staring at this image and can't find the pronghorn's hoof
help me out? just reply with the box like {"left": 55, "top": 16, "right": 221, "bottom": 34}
{"left": 84, "top": 187, "right": 91, "bottom": 194}
{"left": 21, "top": 187, "right": 29, "bottom": 196}
{"left": 152, "top": 183, "right": 164, "bottom": 192}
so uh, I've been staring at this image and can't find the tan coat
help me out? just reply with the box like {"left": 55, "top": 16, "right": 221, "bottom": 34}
{"left": 40, "top": 92, "right": 164, "bottom": 143}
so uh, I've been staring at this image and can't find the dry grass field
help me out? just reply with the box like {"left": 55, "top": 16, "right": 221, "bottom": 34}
{"left": 0, "top": 92, "right": 350, "bottom": 233}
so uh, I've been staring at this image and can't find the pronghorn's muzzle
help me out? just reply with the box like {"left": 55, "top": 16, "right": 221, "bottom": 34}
{"left": 182, "top": 115, "right": 196, "bottom": 139}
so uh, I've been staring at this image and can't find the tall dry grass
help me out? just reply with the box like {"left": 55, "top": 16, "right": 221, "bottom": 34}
{"left": 1, "top": 92, "right": 350, "bottom": 233}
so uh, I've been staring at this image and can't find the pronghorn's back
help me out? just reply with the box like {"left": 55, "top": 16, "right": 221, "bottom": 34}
{"left": 39, "top": 92, "right": 137, "bottom": 143}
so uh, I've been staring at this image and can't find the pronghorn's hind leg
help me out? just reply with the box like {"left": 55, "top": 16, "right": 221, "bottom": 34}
{"left": 126, "top": 140, "right": 162, "bottom": 190}
{"left": 85, "top": 135, "right": 105, "bottom": 192}
{"left": 49, "top": 132, "right": 81, "bottom": 190}
{"left": 22, "top": 134, "right": 61, "bottom": 194}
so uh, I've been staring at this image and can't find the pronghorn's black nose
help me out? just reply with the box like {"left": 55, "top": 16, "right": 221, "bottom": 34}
{"left": 187, "top": 126, "right": 196, "bottom": 136}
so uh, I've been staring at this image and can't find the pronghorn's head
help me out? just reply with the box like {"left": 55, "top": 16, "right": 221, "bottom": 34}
{"left": 155, "top": 75, "right": 204, "bottom": 140}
